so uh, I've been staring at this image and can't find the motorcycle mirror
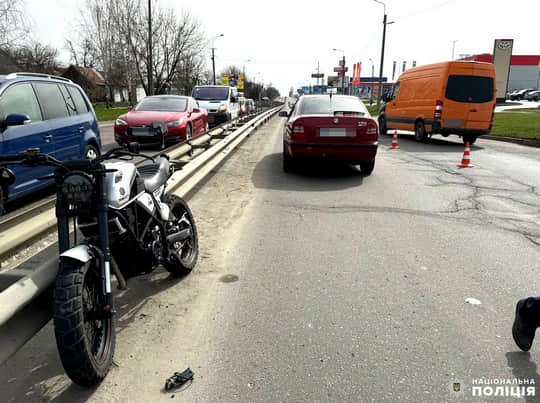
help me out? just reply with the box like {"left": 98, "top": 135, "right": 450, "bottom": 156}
{"left": 127, "top": 142, "right": 140, "bottom": 154}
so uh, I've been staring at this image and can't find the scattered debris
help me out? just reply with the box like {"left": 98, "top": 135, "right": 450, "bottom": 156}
{"left": 465, "top": 298, "right": 482, "bottom": 305}
{"left": 165, "top": 368, "right": 194, "bottom": 391}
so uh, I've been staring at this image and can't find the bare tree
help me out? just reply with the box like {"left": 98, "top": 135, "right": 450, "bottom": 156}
{"left": 119, "top": 1, "right": 205, "bottom": 95}
{"left": 10, "top": 40, "right": 58, "bottom": 73}
{"left": 74, "top": 0, "right": 207, "bottom": 98}
{"left": 0, "top": 0, "right": 31, "bottom": 49}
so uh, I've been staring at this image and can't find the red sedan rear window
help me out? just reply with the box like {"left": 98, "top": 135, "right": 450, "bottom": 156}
{"left": 299, "top": 96, "right": 368, "bottom": 116}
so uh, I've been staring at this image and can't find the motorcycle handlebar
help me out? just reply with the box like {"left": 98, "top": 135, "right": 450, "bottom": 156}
{"left": 0, "top": 153, "right": 25, "bottom": 163}
{"left": 0, "top": 150, "right": 63, "bottom": 168}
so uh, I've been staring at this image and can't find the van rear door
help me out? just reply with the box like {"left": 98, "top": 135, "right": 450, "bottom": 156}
{"left": 444, "top": 67, "right": 494, "bottom": 130}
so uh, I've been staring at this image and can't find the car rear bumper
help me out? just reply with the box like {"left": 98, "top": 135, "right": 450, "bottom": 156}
{"left": 431, "top": 122, "right": 490, "bottom": 136}
{"left": 286, "top": 141, "right": 378, "bottom": 162}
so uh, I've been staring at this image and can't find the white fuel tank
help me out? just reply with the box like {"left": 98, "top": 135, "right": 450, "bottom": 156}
{"left": 104, "top": 161, "right": 137, "bottom": 209}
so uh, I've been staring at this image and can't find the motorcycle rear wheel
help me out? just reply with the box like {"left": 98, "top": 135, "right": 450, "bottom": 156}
{"left": 163, "top": 195, "right": 198, "bottom": 276}
{"left": 53, "top": 259, "right": 115, "bottom": 386}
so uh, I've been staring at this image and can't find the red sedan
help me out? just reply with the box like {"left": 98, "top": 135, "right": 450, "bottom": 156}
{"left": 114, "top": 95, "right": 208, "bottom": 147}
{"left": 280, "top": 95, "right": 378, "bottom": 174}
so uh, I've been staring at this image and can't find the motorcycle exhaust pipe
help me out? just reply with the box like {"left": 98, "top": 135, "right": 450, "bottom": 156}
{"left": 167, "top": 228, "right": 191, "bottom": 245}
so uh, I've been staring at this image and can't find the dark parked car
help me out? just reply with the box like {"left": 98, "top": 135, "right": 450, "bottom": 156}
{"left": 509, "top": 88, "right": 535, "bottom": 101}
{"left": 0, "top": 72, "right": 102, "bottom": 213}
{"left": 279, "top": 95, "right": 378, "bottom": 174}
{"left": 114, "top": 95, "right": 208, "bottom": 147}
{"left": 525, "top": 90, "right": 540, "bottom": 101}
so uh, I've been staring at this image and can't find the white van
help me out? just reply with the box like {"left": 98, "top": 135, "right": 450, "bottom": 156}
{"left": 191, "top": 85, "right": 239, "bottom": 126}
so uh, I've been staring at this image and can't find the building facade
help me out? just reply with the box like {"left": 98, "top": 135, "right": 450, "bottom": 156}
{"left": 461, "top": 54, "right": 540, "bottom": 92}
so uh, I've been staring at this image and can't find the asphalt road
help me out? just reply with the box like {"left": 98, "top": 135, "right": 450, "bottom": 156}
{"left": 1, "top": 116, "right": 539, "bottom": 402}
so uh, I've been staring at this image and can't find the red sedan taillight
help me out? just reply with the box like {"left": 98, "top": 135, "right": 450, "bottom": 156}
{"left": 291, "top": 122, "right": 305, "bottom": 138}
{"left": 366, "top": 121, "right": 378, "bottom": 140}
{"left": 434, "top": 100, "right": 443, "bottom": 120}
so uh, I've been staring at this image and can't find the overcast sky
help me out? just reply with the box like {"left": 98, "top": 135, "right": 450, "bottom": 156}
{"left": 25, "top": 0, "right": 540, "bottom": 96}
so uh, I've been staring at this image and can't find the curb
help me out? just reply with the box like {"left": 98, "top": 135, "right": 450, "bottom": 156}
{"left": 483, "top": 135, "right": 540, "bottom": 148}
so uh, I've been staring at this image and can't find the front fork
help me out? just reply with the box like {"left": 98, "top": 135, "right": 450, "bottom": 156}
{"left": 56, "top": 173, "right": 114, "bottom": 315}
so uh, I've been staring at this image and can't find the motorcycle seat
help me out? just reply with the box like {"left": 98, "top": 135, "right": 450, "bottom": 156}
{"left": 137, "top": 157, "right": 170, "bottom": 193}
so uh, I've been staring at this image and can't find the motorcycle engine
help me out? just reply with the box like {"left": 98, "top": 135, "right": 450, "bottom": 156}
{"left": 150, "top": 225, "right": 163, "bottom": 260}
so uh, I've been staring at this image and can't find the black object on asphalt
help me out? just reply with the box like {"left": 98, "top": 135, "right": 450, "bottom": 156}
{"left": 165, "top": 368, "right": 194, "bottom": 391}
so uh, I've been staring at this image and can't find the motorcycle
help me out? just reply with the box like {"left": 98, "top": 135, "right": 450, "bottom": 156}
{"left": 0, "top": 145, "right": 198, "bottom": 386}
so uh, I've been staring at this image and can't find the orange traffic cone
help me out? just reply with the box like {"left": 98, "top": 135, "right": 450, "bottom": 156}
{"left": 457, "top": 142, "right": 474, "bottom": 168}
{"left": 389, "top": 130, "right": 400, "bottom": 149}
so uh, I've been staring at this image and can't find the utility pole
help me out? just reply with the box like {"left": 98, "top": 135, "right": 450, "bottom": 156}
{"left": 342, "top": 55, "right": 346, "bottom": 95}
{"left": 374, "top": 0, "right": 393, "bottom": 109}
{"left": 211, "top": 48, "right": 216, "bottom": 85}
{"left": 147, "top": 0, "right": 153, "bottom": 95}
{"left": 369, "top": 58, "right": 375, "bottom": 105}
{"left": 377, "top": 12, "right": 387, "bottom": 109}
{"left": 211, "top": 34, "right": 224, "bottom": 85}
{"left": 452, "top": 40, "right": 458, "bottom": 60}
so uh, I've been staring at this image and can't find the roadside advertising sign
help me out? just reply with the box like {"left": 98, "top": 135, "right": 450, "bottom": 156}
{"left": 221, "top": 73, "right": 230, "bottom": 86}
{"left": 352, "top": 62, "right": 361, "bottom": 85}
{"left": 492, "top": 39, "right": 513, "bottom": 102}
{"left": 221, "top": 73, "right": 243, "bottom": 88}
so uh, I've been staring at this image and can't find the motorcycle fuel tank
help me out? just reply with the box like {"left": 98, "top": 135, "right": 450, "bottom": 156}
{"left": 104, "top": 161, "right": 137, "bottom": 209}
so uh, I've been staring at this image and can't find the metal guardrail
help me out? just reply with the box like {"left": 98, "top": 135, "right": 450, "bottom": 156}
{"left": 0, "top": 106, "right": 282, "bottom": 364}
{"left": 0, "top": 110, "right": 265, "bottom": 263}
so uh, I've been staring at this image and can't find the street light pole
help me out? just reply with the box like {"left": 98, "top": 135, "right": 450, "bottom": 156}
{"left": 342, "top": 54, "right": 346, "bottom": 94}
{"left": 242, "top": 59, "right": 251, "bottom": 92}
{"left": 211, "top": 34, "right": 224, "bottom": 85}
{"left": 147, "top": 0, "right": 153, "bottom": 95}
{"left": 374, "top": 0, "right": 393, "bottom": 109}
{"left": 452, "top": 40, "right": 458, "bottom": 60}
{"left": 369, "top": 58, "right": 375, "bottom": 105}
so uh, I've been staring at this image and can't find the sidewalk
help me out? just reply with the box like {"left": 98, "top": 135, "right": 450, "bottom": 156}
{"left": 495, "top": 100, "right": 540, "bottom": 112}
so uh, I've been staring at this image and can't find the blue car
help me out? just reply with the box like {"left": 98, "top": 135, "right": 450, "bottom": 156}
{"left": 0, "top": 72, "right": 102, "bottom": 213}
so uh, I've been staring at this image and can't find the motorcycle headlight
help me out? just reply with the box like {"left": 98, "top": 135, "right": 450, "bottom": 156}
{"left": 61, "top": 172, "right": 95, "bottom": 206}
{"left": 167, "top": 119, "right": 184, "bottom": 127}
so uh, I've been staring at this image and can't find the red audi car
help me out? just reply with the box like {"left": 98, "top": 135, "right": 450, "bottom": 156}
{"left": 280, "top": 95, "right": 378, "bottom": 174}
{"left": 114, "top": 95, "right": 208, "bottom": 147}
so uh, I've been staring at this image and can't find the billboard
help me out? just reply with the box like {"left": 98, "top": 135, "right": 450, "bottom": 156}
{"left": 221, "top": 74, "right": 244, "bottom": 89}
{"left": 492, "top": 39, "right": 513, "bottom": 102}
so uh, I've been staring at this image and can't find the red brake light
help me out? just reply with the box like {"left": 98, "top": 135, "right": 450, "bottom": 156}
{"left": 366, "top": 122, "right": 378, "bottom": 139}
{"left": 292, "top": 122, "right": 304, "bottom": 137}
{"left": 434, "top": 100, "right": 443, "bottom": 120}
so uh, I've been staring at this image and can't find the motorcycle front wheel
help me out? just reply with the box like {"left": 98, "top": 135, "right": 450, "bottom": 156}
{"left": 163, "top": 194, "right": 199, "bottom": 276}
{"left": 53, "top": 258, "right": 115, "bottom": 386}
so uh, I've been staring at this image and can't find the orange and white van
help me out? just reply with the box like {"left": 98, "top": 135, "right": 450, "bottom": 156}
{"left": 378, "top": 61, "right": 496, "bottom": 144}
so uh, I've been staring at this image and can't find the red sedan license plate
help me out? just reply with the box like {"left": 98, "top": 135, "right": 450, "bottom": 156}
{"left": 319, "top": 128, "right": 352, "bottom": 137}
{"left": 130, "top": 127, "right": 154, "bottom": 136}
